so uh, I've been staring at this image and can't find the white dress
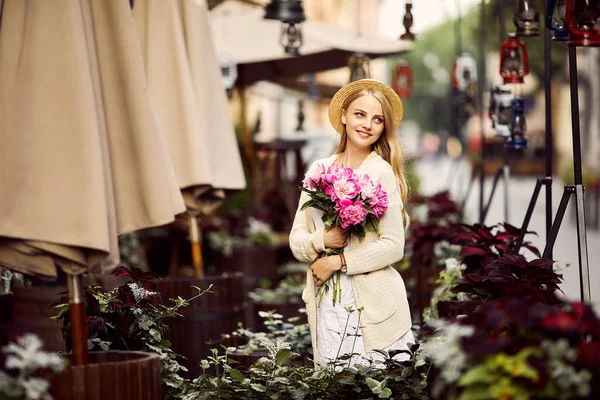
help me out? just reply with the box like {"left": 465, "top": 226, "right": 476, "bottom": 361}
{"left": 311, "top": 209, "right": 415, "bottom": 369}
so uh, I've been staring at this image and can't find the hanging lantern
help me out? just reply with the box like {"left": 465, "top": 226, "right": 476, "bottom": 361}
{"left": 400, "top": 1, "right": 416, "bottom": 40}
{"left": 264, "top": 0, "right": 306, "bottom": 24}
{"left": 490, "top": 85, "right": 514, "bottom": 137}
{"left": 392, "top": 61, "right": 413, "bottom": 98}
{"left": 348, "top": 52, "right": 371, "bottom": 82}
{"left": 514, "top": 0, "right": 541, "bottom": 37}
{"left": 218, "top": 52, "right": 238, "bottom": 99}
{"left": 451, "top": 52, "right": 478, "bottom": 91}
{"left": 506, "top": 97, "right": 528, "bottom": 149}
{"left": 546, "top": 0, "right": 570, "bottom": 41}
{"left": 565, "top": 0, "right": 600, "bottom": 47}
{"left": 280, "top": 22, "right": 303, "bottom": 56}
{"left": 500, "top": 33, "right": 529, "bottom": 84}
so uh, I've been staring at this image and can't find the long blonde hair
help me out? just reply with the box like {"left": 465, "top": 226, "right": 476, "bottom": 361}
{"left": 334, "top": 88, "right": 411, "bottom": 229}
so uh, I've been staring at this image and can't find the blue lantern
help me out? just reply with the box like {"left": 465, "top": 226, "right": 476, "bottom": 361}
{"left": 506, "top": 97, "right": 528, "bottom": 150}
{"left": 546, "top": 0, "right": 570, "bottom": 41}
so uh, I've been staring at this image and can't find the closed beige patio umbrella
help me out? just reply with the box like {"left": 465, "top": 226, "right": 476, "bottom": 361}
{"left": 0, "top": 0, "right": 185, "bottom": 363}
{"left": 133, "top": 0, "right": 246, "bottom": 277}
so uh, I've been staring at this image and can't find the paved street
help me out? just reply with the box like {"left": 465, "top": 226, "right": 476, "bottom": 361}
{"left": 415, "top": 156, "right": 600, "bottom": 310}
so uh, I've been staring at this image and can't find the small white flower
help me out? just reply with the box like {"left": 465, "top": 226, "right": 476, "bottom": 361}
{"left": 137, "top": 314, "right": 154, "bottom": 331}
{"left": 132, "top": 307, "right": 143, "bottom": 315}
{"left": 23, "top": 377, "right": 50, "bottom": 399}
{"left": 127, "top": 283, "right": 157, "bottom": 302}
{"left": 445, "top": 258, "right": 466, "bottom": 272}
{"left": 247, "top": 217, "right": 272, "bottom": 236}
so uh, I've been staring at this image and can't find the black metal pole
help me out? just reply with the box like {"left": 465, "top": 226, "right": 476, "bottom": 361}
{"left": 498, "top": 0, "right": 511, "bottom": 223}
{"left": 543, "top": 9, "right": 554, "bottom": 257}
{"left": 543, "top": 186, "right": 575, "bottom": 259}
{"left": 478, "top": 0, "right": 486, "bottom": 223}
{"left": 567, "top": 46, "right": 591, "bottom": 303}
{"left": 514, "top": 177, "right": 552, "bottom": 252}
{"left": 498, "top": 0, "right": 506, "bottom": 40}
{"left": 482, "top": 166, "right": 504, "bottom": 222}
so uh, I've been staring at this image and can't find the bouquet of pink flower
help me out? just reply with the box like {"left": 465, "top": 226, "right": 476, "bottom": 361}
{"left": 300, "top": 162, "right": 389, "bottom": 305}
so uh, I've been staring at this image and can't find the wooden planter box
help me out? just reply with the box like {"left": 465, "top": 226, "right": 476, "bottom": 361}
{"left": 50, "top": 351, "right": 161, "bottom": 400}
{"left": 156, "top": 273, "right": 246, "bottom": 378}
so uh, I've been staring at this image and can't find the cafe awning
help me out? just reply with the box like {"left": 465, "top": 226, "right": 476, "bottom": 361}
{"left": 210, "top": 0, "right": 414, "bottom": 86}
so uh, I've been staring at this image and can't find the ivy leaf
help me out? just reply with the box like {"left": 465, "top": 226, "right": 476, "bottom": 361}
{"left": 250, "top": 383, "right": 267, "bottom": 392}
{"left": 149, "top": 329, "right": 161, "bottom": 341}
{"left": 230, "top": 369, "right": 244, "bottom": 383}
{"left": 378, "top": 387, "right": 392, "bottom": 398}
{"left": 276, "top": 348, "right": 293, "bottom": 366}
{"left": 366, "top": 377, "right": 382, "bottom": 390}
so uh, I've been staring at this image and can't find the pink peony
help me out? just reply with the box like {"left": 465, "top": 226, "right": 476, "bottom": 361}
{"left": 335, "top": 199, "right": 368, "bottom": 228}
{"left": 358, "top": 173, "right": 375, "bottom": 200}
{"left": 302, "top": 163, "right": 326, "bottom": 190}
{"left": 325, "top": 170, "right": 361, "bottom": 201}
{"left": 321, "top": 163, "right": 344, "bottom": 186}
{"left": 371, "top": 184, "right": 389, "bottom": 218}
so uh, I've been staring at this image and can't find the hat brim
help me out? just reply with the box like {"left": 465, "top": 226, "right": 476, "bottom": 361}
{"left": 328, "top": 79, "right": 403, "bottom": 134}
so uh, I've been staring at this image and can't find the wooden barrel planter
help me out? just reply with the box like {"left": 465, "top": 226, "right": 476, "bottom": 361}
{"left": 0, "top": 293, "right": 13, "bottom": 323}
{"left": 212, "top": 246, "right": 280, "bottom": 292}
{"left": 50, "top": 351, "right": 160, "bottom": 400}
{"left": 212, "top": 246, "right": 280, "bottom": 330}
{"left": 228, "top": 349, "right": 269, "bottom": 370}
{"left": 11, "top": 285, "right": 66, "bottom": 352}
{"left": 156, "top": 273, "right": 246, "bottom": 378}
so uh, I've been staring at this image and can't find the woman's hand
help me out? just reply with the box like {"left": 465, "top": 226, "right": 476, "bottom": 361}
{"left": 323, "top": 225, "right": 348, "bottom": 249}
{"left": 311, "top": 256, "right": 341, "bottom": 287}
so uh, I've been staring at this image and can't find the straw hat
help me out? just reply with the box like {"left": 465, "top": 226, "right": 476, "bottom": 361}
{"left": 328, "top": 79, "right": 404, "bottom": 134}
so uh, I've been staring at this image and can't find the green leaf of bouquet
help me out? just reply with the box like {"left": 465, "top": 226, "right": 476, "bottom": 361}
{"left": 300, "top": 199, "right": 318, "bottom": 211}
{"left": 353, "top": 224, "right": 366, "bottom": 239}
{"left": 368, "top": 218, "right": 379, "bottom": 233}
{"left": 276, "top": 348, "right": 293, "bottom": 366}
{"left": 363, "top": 204, "right": 374, "bottom": 213}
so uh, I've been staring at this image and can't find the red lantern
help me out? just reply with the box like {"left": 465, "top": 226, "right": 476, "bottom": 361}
{"left": 565, "top": 0, "right": 600, "bottom": 47}
{"left": 499, "top": 33, "right": 530, "bottom": 84}
{"left": 392, "top": 61, "right": 413, "bottom": 98}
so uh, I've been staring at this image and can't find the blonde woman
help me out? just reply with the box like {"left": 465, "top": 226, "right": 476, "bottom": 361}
{"left": 289, "top": 79, "right": 414, "bottom": 368}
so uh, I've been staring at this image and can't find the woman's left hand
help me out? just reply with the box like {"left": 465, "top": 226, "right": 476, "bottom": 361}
{"left": 311, "top": 256, "right": 341, "bottom": 286}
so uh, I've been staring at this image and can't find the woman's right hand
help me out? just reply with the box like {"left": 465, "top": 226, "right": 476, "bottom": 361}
{"left": 323, "top": 225, "right": 348, "bottom": 249}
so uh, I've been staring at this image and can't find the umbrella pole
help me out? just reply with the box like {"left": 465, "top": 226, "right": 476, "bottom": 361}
{"left": 67, "top": 273, "right": 88, "bottom": 365}
{"left": 189, "top": 215, "right": 204, "bottom": 278}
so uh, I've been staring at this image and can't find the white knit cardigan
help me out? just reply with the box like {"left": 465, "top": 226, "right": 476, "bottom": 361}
{"left": 289, "top": 152, "right": 412, "bottom": 363}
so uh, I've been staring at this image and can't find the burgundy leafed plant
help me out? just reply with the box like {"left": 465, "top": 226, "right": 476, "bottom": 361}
{"left": 452, "top": 254, "right": 562, "bottom": 308}
{"left": 450, "top": 222, "right": 540, "bottom": 273}
{"left": 53, "top": 266, "right": 162, "bottom": 352}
